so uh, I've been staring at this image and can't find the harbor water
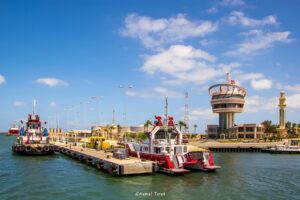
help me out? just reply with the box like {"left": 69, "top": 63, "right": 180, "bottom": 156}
{"left": 1, "top": 134, "right": 300, "bottom": 200}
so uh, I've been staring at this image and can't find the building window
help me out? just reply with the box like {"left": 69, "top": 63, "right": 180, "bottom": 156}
{"left": 246, "top": 134, "right": 254, "bottom": 138}
{"left": 238, "top": 127, "right": 244, "bottom": 132}
{"left": 246, "top": 127, "right": 255, "bottom": 132}
{"left": 238, "top": 134, "right": 244, "bottom": 138}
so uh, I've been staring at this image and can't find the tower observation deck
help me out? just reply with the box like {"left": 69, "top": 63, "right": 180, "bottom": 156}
{"left": 208, "top": 73, "right": 247, "bottom": 137}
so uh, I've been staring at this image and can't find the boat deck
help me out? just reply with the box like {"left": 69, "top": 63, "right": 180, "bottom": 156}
{"left": 53, "top": 142, "right": 156, "bottom": 176}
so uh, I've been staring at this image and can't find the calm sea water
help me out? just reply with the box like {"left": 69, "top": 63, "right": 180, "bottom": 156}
{"left": 1, "top": 134, "right": 300, "bottom": 200}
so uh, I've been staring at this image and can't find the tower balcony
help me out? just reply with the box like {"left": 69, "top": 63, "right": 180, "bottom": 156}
{"left": 212, "top": 107, "right": 244, "bottom": 113}
{"left": 211, "top": 98, "right": 245, "bottom": 105}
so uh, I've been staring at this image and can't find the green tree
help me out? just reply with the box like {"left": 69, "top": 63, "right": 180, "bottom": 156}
{"left": 193, "top": 124, "right": 198, "bottom": 134}
{"left": 144, "top": 120, "right": 153, "bottom": 132}
{"left": 178, "top": 121, "right": 187, "bottom": 132}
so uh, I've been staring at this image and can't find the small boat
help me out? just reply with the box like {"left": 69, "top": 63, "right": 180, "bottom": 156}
{"left": 12, "top": 100, "right": 54, "bottom": 155}
{"left": 125, "top": 98, "right": 220, "bottom": 175}
{"left": 7, "top": 123, "right": 20, "bottom": 136}
{"left": 262, "top": 140, "right": 300, "bottom": 154}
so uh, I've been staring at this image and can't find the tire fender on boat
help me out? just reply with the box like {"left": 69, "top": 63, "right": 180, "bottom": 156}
{"left": 25, "top": 145, "right": 32, "bottom": 152}
{"left": 19, "top": 145, "right": 25, "bottom": 152}
{"left": 36, "top": 146, "right": 43, "bottom": 153}
{"left": 43, "top": 146, "right": 50, "bottom": 152}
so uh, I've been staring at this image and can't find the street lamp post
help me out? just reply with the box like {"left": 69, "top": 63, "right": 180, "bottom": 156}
{"left": 119, "top": 85, "right": 133, "bottom": 144}
{"left": 91, "top": 96, "right": 102, "bottom": 125}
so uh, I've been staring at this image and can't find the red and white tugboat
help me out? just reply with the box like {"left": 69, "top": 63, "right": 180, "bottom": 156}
{"left": 12, "top": 100, "right": 54, "bottom": 155}
{"left": 7, "top": 123, "right": 20, "bottom": 136}
{"left": 125, "top": 98, "right": 220, "bottom": 174}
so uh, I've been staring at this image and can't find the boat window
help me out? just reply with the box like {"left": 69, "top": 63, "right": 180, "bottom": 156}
{"left": 144, "top": 147, "right": 149, "bottom": 151}
{"left": 29, "top": 124, "right": 39, "bottom": 129}
{"left": 190, "top": 152, "right": 203, "bottom": 160}
{"left": 166, "top": 147, "right": 170, "bottom": 153}
{"left": 154, "top": 147, "right": 161, "bottom": 154}
{"left": 204, "top": 154, "right": 209, "bottom": 161}
{"left": 183, "top": 146, "right": 187, "bottom": 153}
{"left": 154, "top": 130, "right": 178, "bottom": 139}
{"left": 175, "top": 147, "right": 182, "bottom": 154}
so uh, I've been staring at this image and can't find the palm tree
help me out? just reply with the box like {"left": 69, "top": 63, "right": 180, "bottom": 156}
{"left": 178, "top": 121, "right": 187, "bottom": 132}
{"left": 109, "top": 125, "right": 117, "bottom": 139}
{"left": 193, "top": 124, "right": 198, "bottom": 134}
{"left": 144, "top": 120, "right": 153, "bottom": 132}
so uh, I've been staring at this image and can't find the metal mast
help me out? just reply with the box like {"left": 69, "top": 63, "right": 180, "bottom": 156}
{"left": 112, "top": 109, "right": 116, "bottom": 125}
{"left": 184, "top": 92, "right": 190, "bottom": 134}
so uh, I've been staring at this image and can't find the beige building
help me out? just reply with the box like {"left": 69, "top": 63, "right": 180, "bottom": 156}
{"left": 235, "top": 124, "right": 265, "bottom": 139}
{"left": 206, "top": 124, "right": 265, "bottom": 139}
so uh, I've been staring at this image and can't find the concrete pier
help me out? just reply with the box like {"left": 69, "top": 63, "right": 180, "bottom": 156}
{"left": 54, "top": 142, "right": 156, "bottom": 176}
{"left": 190, "top": 141, "right": 281, "bottom": 153}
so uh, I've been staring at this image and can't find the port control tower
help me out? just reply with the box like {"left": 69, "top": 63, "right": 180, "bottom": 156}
{"left": 208, "top": 73, "right": 247, "bottom": 137}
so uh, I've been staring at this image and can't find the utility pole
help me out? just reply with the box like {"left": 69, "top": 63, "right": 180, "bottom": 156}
{"left": 119, "top": 85, "right": 133, "bottom": 143}
{"left": 112, "top": 109, "right": 115, "bottom": 124}
{"left": 184, "top": 92, "right": 190, "bottom": 134}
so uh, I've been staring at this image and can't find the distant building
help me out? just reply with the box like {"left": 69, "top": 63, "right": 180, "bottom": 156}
{"left": 206, "top": 125, "right": 219, "bottom": 139}
{"left": 206, "top": 124, "right": 265, "bottom": 139}
{"left": 235, "top": 124, "right": 265, "bottom": 139}
{"left": 130, "top": 125, "right": 144, "bottom": 133}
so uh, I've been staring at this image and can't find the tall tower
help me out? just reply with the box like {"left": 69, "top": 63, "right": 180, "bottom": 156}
{"left": 277, "top": 91, "right": 287, "bottom": 138}
{"left": 208, "top": 73, "right": 247, "bottom": 138}
{"left": 184, "top": 92, "right": 190, "bottom": 134}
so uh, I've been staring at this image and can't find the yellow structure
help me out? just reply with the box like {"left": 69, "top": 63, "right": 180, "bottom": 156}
{"left": 277, "top": 91, "right": 288, "bottom": 138}
{"left": 86, "top": 136, "right": 111, "bottom": 150}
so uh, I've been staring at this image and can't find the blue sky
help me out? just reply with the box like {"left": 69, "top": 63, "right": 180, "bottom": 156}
{"left": 1, "top": 0, "right": 300, "bottom": 132}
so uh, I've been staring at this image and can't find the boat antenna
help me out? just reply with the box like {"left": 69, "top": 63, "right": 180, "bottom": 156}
{"left": 164, "top": 97, "right": 168, "bottom": 133}
{"left": 33, "top": 99, "right": 37, "bottom": 115}
{"left": 165, "top": 97, "right": 168, "bottom": 124}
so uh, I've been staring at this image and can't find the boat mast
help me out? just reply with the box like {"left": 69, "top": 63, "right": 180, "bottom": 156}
{"left": 165, "top": 97, "right": 168, "bottom": 123}
{"left": 33, "top": 99, "right": 37, "bottom": 115}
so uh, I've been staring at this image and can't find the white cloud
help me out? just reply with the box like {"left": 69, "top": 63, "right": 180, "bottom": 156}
{"left": 225, "top": 30, "right": 291, "bottom": 56}
{"left": 245, "top": 93, "right": 300, "bottom": 112}
{"left": 226, "top": 11, "right": 277, "bottom": 27}
{"left": 121, "top": 13, "right": 218, "bottom": 48}
{"left": 283, "top": 84, "right": 300, "bottom": 92}
{"left": 251, "top": 79, "right": 273, "bottom": 90}
{"left": 207, "top": 7, "right": 218, "bottom": 14}
{"left": 220, "top": 0, "right": 245, "bottom": 7}
{"left": 36, "top": 78, "right": 68, "bottom": 87}
{"left": 218, "top": 62, "right": 241, "bottom": 73}
{"left": 0, "top": 74, "right": 5, "bottom": 85}
{"left": 14, "top": 101, "right": 25, "bottom": 107}
{"left": 244, "top": 96, "right": 277, "bottom": 112}
{"left": 287, "top": 94, "right": 300, "bottom": 108}
{"left": 141, "top": 45, "right": 223, "bottom": 85}
{"left": 199, "top": 39, "right": 219, "bottom": 47}
{"left": 126, "top": 86, "right": 183, "bottom": 98}
{"left": 190, "top": 108, "right": 216, "bottom": 120}
{"left": 233, "top": 71, "right": 264, "bottom": 81}
{"left": 49, "top": 102, "right": 57, "bottom": 107}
